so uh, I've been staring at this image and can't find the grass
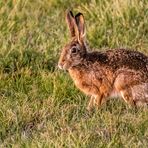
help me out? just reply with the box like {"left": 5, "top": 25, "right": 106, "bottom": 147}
{"left": 0, "top": 0, "right": 148, "bottom": 147}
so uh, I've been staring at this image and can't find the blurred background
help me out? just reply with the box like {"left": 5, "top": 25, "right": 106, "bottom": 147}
{"left": 0, "top": 0, "right": 148, "bottom": 147}
{"left": 0, "top": 0, "right": 148, "bottom": 73}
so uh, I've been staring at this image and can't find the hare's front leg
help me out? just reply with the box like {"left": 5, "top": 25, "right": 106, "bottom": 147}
{"left": 87, "top": 95, "right": 104, "bottom": 111}
{"left": 87, "top": 96, "right": 94, "bottom": 111}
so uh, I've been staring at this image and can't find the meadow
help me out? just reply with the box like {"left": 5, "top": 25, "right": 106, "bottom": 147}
{"left": 0, "top": 0, "right": 148, "bottom": 147}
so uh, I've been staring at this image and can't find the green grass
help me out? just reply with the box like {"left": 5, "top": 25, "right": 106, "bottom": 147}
{"left": 0, "top": 0, "right": 148, "bottom": 147}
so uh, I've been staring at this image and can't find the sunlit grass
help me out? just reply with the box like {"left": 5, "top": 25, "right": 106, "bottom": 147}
{"left": 0, "top": 0, "right": 148, "bottom": 147}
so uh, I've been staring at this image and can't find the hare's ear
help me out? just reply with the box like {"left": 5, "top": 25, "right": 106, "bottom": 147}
{"left": 75, "top": 13, "right": 85, "bottom": 40}
{"left": 66, "top": 10, "right": 79, "bottom": 38}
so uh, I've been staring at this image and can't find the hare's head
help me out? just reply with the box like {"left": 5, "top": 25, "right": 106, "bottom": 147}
{"left": 58, "top": 10, "right": 87, "bottom": 70}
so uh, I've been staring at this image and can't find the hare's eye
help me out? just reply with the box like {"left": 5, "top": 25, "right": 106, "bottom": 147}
{"left": 71, "top": 47, "right": 77, "bottom": 54}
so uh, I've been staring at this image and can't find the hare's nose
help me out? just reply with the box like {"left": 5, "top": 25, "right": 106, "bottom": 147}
{"left": 58, "top": 63, "right": 63, "bottom": 69}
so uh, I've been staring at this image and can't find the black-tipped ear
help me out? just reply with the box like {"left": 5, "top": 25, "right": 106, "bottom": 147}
{"left": 65, "top": 10, "right": 79, "bottom": 38}
{"left": 75, "top": 13, "right": 85, "bottom": 39}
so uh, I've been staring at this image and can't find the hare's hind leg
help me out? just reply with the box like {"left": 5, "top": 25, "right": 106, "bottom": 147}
{"left": 114, "top": 74, "right": 136, "bottom": 106}
{"left": 131, "top": 83, "right": 148, "bottom": 106}
{"left": 120, "top": 88, "right": 136, "bottom": 106}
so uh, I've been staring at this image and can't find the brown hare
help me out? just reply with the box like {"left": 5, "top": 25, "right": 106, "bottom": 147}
{"left": 58, "top": 10, "right": 148, "bottom": 110}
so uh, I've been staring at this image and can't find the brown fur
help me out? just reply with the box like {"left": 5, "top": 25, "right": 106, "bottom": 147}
{"left": 58, "top": 10, "right": 148, "bottom": 110}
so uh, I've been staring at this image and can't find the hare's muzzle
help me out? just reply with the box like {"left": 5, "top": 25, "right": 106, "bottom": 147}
{"left": 58, "top": 62, "right": 69, "bottom": 70}
{"left": 58, "top": 63, "right": 63, "bottom": 70}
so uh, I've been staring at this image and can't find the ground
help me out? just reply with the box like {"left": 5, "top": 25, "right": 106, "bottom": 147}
{"left": 0, "top": 0, "right": 148, "bottom": 147}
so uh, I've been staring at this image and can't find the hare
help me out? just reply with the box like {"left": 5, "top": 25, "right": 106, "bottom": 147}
{"left": 58, "top": 10, "right": 148, "bottom": 110}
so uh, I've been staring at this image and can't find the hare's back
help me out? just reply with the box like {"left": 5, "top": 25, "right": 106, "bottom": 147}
{"left": 106, "top": 49, "right": 148, "bottom": 73}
